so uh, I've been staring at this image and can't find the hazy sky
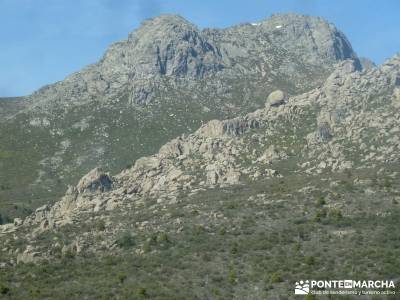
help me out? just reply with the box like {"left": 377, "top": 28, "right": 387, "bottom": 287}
{"left": 1, "top": 0, "right": 399, "bottom": 97}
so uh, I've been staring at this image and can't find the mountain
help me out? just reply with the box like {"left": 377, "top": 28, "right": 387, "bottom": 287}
{"left": 0, "top": 13, "right": 359, "bottom": 221}
{"left": 1, "top": 38, "right": 399, "bottom": 299}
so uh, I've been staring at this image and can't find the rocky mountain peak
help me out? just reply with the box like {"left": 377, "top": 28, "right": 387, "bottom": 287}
{"left": 257, "top": 13, "right": 356, "bottom": 64}
{"left": 0, "top": 14, "right": 364, "bottom": 225}
{"left": 31, "top": 13, "right": 360, "bottom": 104}
{"left": 132, "top": 14, "right": 196, "bottom": 34}
{"left": 1, "top": 11, "right": 400, "bottom": 297}
{"left": 94, "top": 13, "right": 360, "bottom": 82}
{"left": 95, "top": 14, "right": 221, "bottom": 83}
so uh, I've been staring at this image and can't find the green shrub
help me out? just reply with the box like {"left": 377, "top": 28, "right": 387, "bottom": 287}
{"left": 63, "top": 250, "right": 76, "bottom": 259}
{"left": 96, "top": 220, "right": 106, "bottom": 231}
{"left": 117, "top": 272, "right": 127, "bottom": 284}
{"left": 228, "top": 270, "right": 237, "bottom": 284}
{"left": 270, "top": 272, "right": 283, "bottom": 283}
{"left": 383, "top": 178, "right": 392, "bottom": 188}
{"left": 194, "top": 224, "right": 205, "bottom": 235}
{"left": 314, "top": 208, "right": 327, "bottom": 222}
{"left": 157, "top": 232, "right": 170, "bottom": 244}
{"left": 142, "top": 242, "right": 151, "bottom": 253}
{"left": 218, "top": 227, "right": 226, "bottom": 236}
{"left": 0, "top": 283, "right": 10, "bottom": 295}
{"left": 305, "top": 256, "right": 316, "bottom": 265}
{"left": 329, "top": 208, "right": 343, "bottom": 220}
{"left": 315, "top": 196, "right": 326, "bottom": 207}
{"left": 230, "top": 242, "right": 239, "bottom": 254}
{"left": 116, "top": 233, "right": 135, "bottom": 249}
{"left": 137, "top": 287, "right": 147, "bottom": 297}
{"left": 211, "top": 287, "right": 221, "bottom": 296}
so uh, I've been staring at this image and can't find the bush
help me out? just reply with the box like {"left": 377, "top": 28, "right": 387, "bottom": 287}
{"left": 270, "top": 272, "right": 283, "bottom": 283}
{"left": 228, "top": 270, "right": 237, "bottom": 284}
{"left": 314, "top": 208, "right": 327, "bottom": 222}
{"left": 142, "top": 242, "right": 151, "bottom": 253}
{"left": 137, "top": 287, "right": 147, "bottom": 297}
{"left": 116, "top": 233, "right": 136, "bottom": 249}
{"left": 96, "top": 220, "right": 106, "bottom": 231}
{"left": 117, "top": 272, "right": 127, "bottom": 284}
{"left": 329, "top": 208, "right": 343, "bottom": 220}
{"left": 0, "top": 283, "right": 10, "bottom": 295}
{"left": 305, "top": 256, "right": 316, "bottom": 265}
{"left": 194, "top": 224, "right": 205, "bottom": 235}
{"left": 230, "top": 242, "right": 239, "bottom": 254}
{"left": 383, "top": 178, "right": 392, "bottom": 188}
{"left": 63, "top": 250, "right": 76, "bottom": 259}
{"left": 315, "top": 196, "right": 326, "bottom": 207}
{"left": 157, "top": 232, "right": 170, "bottom": 244}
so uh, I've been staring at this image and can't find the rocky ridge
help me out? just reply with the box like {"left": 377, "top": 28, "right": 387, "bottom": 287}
{"left": 0, "top": 13, "right": 362, "bottom": 221}
{"left": 1, "top": 54, "right": 399, "bottom": 264}
{"left": 27, "top": 13, "right": 356, "bottom": 108}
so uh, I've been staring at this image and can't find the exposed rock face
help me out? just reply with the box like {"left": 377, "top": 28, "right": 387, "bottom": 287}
{"left": 266, "top": 90, "right": 285, "bottom": 107}
{"left": 257, "top": 14, "right": 357, "bottom": 65}
{"left": 222, "top": 118, "right": 260, "bottom": 136}
{"left": 224, "top": 169, "right": 242, "bottom": 184}
{"left": 197, "top": 120, "right": 225, "bottom": 138}
{"left": 393, "top": 87, "right": 400, "bottom": 107}
{"left": 206, "top": 164, "right": 222, "bottom": 185}
{"left": 132, "top": 157, "right": 161, "bottom": 172}
{"left": 2, "top": 53, "right": 400, "bottom": 270}
{"left": 16, "top": 246, "right": 43, "bottom": 264}
{"left": 197, "top": 117, "right": 260, "bottom": 138}
{"left": 258, "top": 145, "right": 288, "bottom": 164}
{"left": 316, "top": 122, "right": 333, "bottom": 141}
{"left": 205, "top": 164, "right": 241, "bottom": 185}
{"left": 359, "top": 57, "right": 376, "bottom": 70}
{"left": 76, "top": 168, "right": 113, "bottom": 194}
{"left": 31, "top": 13, "right": 356, "bottom": 107}
{"left": 129, "top": 15, "right": 223, "bottom": 79}
{"left": 1, "top": 16, "right": 400, "bottom": 298}
{"left": 0, "top": 13, "right": 362, "bottom": 222}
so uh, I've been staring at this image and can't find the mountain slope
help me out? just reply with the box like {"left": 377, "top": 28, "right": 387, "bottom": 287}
{"left": 1, "top": 55, "right": 399, "bottom": 299}
{"left": 0, "top": 14, "right": 359, "bottom": 221}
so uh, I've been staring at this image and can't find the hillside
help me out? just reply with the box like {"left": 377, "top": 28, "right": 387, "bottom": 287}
{"left": 1, "top": 53, "right": 399, "bottom": 299}
{"left": 0, "top": 13, "right": 359, "bottom": 221}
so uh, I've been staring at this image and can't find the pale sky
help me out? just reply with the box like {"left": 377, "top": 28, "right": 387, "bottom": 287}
{"left": 1, "top": 0, "right": 399, "bottom": 97}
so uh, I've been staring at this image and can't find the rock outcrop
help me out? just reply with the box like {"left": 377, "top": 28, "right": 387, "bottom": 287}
{"left": 0, "top": 13, "right": 363, "bottom": 222}
{"left": 76, "top": 168, "right": 113, "bottom": 194}
{"left": 1, "top": 53, "right": 400, "bottom": 273}
{"left": 29, "top": 13, "right": 358, "bottom": 109}
{"left": 7, "top": 53, "right": 398, "bottom": 233}
{"left": 266, "top": 90, "right": 286, "bottom": 107}
{"left": 197, "top": 117, "right": 260, "bottom": 138}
